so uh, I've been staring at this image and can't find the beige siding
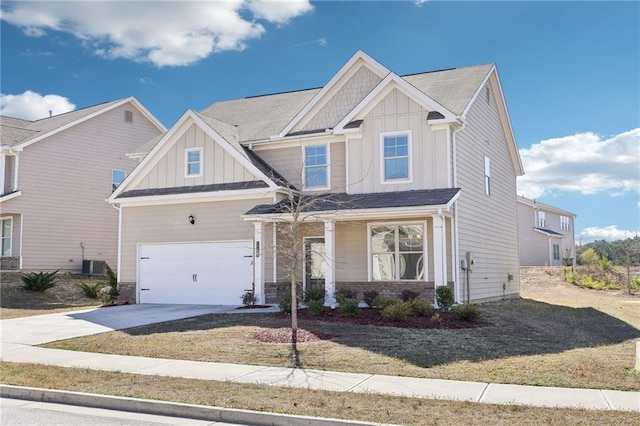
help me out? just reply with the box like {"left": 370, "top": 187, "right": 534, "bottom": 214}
{"left": 2, "top": 104, "right": 162, "bottom": 271}
{"left": 119, "top": 199, "right": 261, "bottom": 282}
{"left": 455, "top": 79, "right": 520, "bottom": 301}
{"left": 134, "top": 123, "right": 257, "bottom": 190}
{"left": 0, "top": 213, "right": 21, "bottom": 257}
{"left": 330, "top": 142, "right": 346, "bottom": 192}
{"left": 335, "top": 221, "right": 368, "bottom": 281}
{"left": 517, "top": 201, "right": 575, "bottom": 266}
{"left": 346, "top": 89, "right": 448, "bottom": 193}
{"left": 3, "top": 155, "right": 16, "bottom": 193}
{"left": 255, "top": 145, "right": 303, "bottom": 189}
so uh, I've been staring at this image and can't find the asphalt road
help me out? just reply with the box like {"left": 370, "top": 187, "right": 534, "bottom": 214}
{"left": 1, "top": 398, "right": 247, "bottom": 426}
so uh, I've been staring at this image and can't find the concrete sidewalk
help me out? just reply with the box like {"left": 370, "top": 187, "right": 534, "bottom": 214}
{"left": 1, "top": 306, "right": 638, "bottom": 413}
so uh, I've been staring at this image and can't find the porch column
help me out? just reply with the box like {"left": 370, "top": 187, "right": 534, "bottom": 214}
{"left": 253, "top": 222, "right": 265, "bottom": 304}
{"left": 323, "top": 220, "right": 336, "bottom": 306}
{"left": 432, "top": 214, "right": 448, "bottom": 291}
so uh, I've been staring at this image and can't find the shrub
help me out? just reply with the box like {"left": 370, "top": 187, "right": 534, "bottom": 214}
{"left": 21, "top": 270, "right": 59, "bottom": 292}
{"left": 339, "top": 298, "right": 359, "bottom": 317}
{"left": 279, "top": 293, "right": 292, "bottom": 314}
{"left": 431, "top": 312, "right": 442, "bottom": 325}
{"left": 99, "top": 263, "right": 119, "bottom": 305}
{"left": 565, "top": 269, "right": 578, "bottom": 284}
{"left": 599, "top": 253, "right": 613, "bottom": 271}
{"left": 75, "top": 282, "right": 102, "bottom": 299}
{"left": 580, "top": 275, "right": 620, "bottom": 290}
{"left": 241, "top": 290, "right": 256, "bottom": 306}
{"left": 372, "top": 296, "right": 401, "bottom": 309}
{"left": 400, "top": 289, "right": 420, "bottom": 301}
{"left": 307, "top": 299, "right": 325, "bottom": 315}
{"left": 453, "top": 303, "right": 482, "bottom": 322}
{"left": 410, "top": 298, "right": 433, "bottom": 316}
{"left": 335, "top": 289, "right": 357, "bottom": 305}
{"left": 382, "top": 302, "right": 412, "bottom": 322}
{"left": 363, "top": 290, "right": 379, "bottom": 308}
{"left": 631, "top": 277, "right": 640, "bottom": 291}
{"left": 303, "top": 287, "right": 325, "bottom": 303}
{"left": 436, "top": 286, "right": 454, "bottom": 311}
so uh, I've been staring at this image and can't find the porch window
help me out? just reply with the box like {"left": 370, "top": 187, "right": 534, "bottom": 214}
{"left": 382, "top": 132, "right": 411, "bottom": 182}
{"left": 303, "top": 145, "right": 328, "bottom": 189}
{"left": 185, "top": 148, "right": 202, "bottom": 177}
{"left": 1, "top": 217, "right": 11, "bottom": 257}
{"left": 112, "top": 169, "right": 126, "bottom": 191}
{"left": 370, "top": 224, "right": 424, "bottom": 280}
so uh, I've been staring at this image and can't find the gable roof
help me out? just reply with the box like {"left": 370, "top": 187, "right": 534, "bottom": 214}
{"left": 0, "top": 97, "right": 166, "bottom": 151}
{"left": 517, "top": 196, "right": 577, "bottom": 217}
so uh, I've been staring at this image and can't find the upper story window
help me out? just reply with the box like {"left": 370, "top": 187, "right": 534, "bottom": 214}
{"left": 303, "top": 144, "right": 328, "bottom": 189}
{"left": 484, "top": 155, "right": 491, "bottom": 195}
{"left": 537, "top": 211, "right": 546, "bottom": 228}
{"left": 124, "top": 110, "right": 133, "bottom": 123}
{"left": 185, "top": 148, "right": 202, "bottom": 178}
{"left": 560, "top": 215, "right": 570, "bottom": 231}
{"left": 112, "top": 169, "right": 126, "bottom": 191}
{"left": 1, "top": 217, "right": 12, "bottom": 257}
{"left": 370, "top": 223, "right": 424, "bottom": 281}
{"left": 382, "top": 132, "right": 411, "bottom": 183}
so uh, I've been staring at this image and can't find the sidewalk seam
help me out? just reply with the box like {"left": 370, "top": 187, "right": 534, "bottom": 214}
{"left": 599, "top": 390, "right": 614, "bottom": 410}
{"left": 344, "top": 374, "right": 375, "bottom": 392}
{"left": 476, "top": 382, "right": 490, "bottom": 403}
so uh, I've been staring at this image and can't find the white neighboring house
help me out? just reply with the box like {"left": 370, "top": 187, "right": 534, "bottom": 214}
{"left": 517, "top": 196, "right": 577, "bottom": 266}
{"left": 110, "top": 50, "right": 524, "bottom": 306}
{"left": 0, "top": 98, "right": 165, "bottom": 272}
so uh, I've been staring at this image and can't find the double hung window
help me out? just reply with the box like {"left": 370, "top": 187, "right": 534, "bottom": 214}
{"left": 1, "top": 218, "right": 11, "bottom": 257}
{"left": 560, "top": 216, "right": 570, "bottom": 231}
{"left": 304, "top": 145, "right": 328, "bottom": 189}
{"left": 185, "top": 148, "right": 202, "bottom": 177}
{"left": 538, "top": 211, "right": 546, "bottom": 228}
{"left": 382, "top": 133, "right": 410, "bottom": 182}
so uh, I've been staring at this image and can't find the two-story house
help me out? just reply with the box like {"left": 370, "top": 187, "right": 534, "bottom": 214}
{"left": 109, "top": 51, "right": 524, "bottom": 305}
{"left": 517, "top": 196, "right": 576, "bottom": 266}
{"left": 0, "top": 98, "right": 165, "bottom": 272}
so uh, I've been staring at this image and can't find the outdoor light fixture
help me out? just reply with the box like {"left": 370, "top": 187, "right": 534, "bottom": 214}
{"left": 188, "top": 215, "right": 195, "bottom": 225}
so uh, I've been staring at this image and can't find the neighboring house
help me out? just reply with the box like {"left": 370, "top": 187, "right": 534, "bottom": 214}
{"left": 517, "top": 196, "right": 576, "bottom": 266}
{"left": 0, "top": 98, "right": 166, "bottom": 272}
{"left": 109, "top": 50, "right": 524, "bottom": 306}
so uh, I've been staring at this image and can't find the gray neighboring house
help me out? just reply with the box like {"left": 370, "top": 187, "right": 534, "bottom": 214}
{"left": 0, "top": 97, "right": 165, "bottom": 272}
{"left": 110, "top": 50, "right": 524, "bottom": 306}
{"left": 517, "top": 196, "right": 577, "bottom": 266}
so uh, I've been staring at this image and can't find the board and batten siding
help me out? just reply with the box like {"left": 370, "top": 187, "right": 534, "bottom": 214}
{"left": 134, "top": 123, "right": 258, "bottom": 190}
{"left": 119, "top": 198, "right": 263, "bottom": 282}
{"left": 346, "top": 89, "right": 449, "bottom": 194}
{"left": 2, "top": 104, "right": 162, "bottom": 271}
{"left": 454, "top": 80, "right": 520, "bottom": 302}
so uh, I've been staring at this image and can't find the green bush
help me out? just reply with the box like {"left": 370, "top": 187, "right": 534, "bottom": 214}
{"left": 453, "top": 303, "right": 482, "bottom": 322}
{"left": 363, "top": 290, "right": 379, "bottom": 308}
{"left": 335, "top": 289, "right": 358, "bottom": 305}
{"left": 410, "top": 298, "right": 433, "bottom": 316}
{"left": 563, "top": 267, "right": 578, "bottom": 284}
{"left": 372, "top": 296, "right": 401, "bottom": 309}
{"left": 307, "top": 299, "right": 325, "bottom": 315}
{"left": 400, "top": 289, "right": 420, "bottom": 301}
{"left": 598, "top": 253, "right": 613, "bottom": 271}
{"left": 21, "top": 270, "right": 59, "bottom": 292}
{"left": 339, "top": 298, "right": 359, "bottom": 317}
{"left": 436, "top": 286, "right": 454, "bottom": 311}
{"left": 99, "top": 264, "right": 119, "bottom": 305}
{"left": 382, "top": 301, "right": 412, "bottom": 322}
{"left": 303, "top": 287, "right": 325, "bottom": 303}
{"left": 279, "top": 293, "right": 292, "bottom": 314}
{"left": 631, "top": 277, "right": 640, "bottom": 291}
{"left": 580, "top": 275, "right": 620, "bottom": 290}
{"left": 75, "top": 282, "right": 102, "bottom": 299}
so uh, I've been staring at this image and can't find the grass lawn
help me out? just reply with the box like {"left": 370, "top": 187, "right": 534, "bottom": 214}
{"left": 1, "top": 362, "right": 637, "bottom": 426}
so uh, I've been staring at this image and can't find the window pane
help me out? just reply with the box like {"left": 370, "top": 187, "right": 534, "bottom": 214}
{"left": 305, "top": 145, "right": 326, "bottom": 166}
{"left": 398, "top": 225, "right": 423, "bottom": 252}
{"left": 385, "top": 158, "right": 408, "bottom": 180}
{"left": 1, "top": 220, "right": 10, "bottom": 256}
{"left": 399, "top": 253, "right": 423, "bottom": 280}
{"left": 188, "top": 151, "right": 200, "bottom": 162}
{"left": 372, "top": 253, "right": 395, "bottom": 280}
{"left": 371, "top": 226, "right": 395, "bottom": 253}
{"left": 305, "top": 166, "right": 327, "bottom": 187}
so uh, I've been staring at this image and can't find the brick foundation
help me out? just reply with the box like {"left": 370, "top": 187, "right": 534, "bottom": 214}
{"left": 265, "top": 281, "right": 302, "bottom": 304}
{"left": 337, "top": 281, "right": 438, "bottom": 301}
{"left": 0, "top": 257, "right": 20, "bottom": 271}
{"left": 117, "top": 282, "right": 136, "bottom": 305}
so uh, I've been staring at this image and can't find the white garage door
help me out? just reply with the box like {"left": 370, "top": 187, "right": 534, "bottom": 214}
{"left": 138, "top": 241, "right": 254, "bottom": 305}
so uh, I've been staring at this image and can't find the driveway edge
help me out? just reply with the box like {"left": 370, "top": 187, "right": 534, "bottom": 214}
{"left": 1, "top": 384, "right": 386, "bottom": 426}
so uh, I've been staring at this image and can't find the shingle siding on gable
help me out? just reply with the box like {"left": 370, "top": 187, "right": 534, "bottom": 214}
{"left": 302, "top": 66, "right": 383, "bottom": 132}
{"left": 454, "top": 82, "right": 520, "bottom": 301}
{"left": 133, "top": 123, "right": 258, "bottom": 191}
{"left": 2, "top": 104, "right": 162, "bottom": 271}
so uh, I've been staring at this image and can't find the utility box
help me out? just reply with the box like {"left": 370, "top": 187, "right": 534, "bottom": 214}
{"left": 82, "top": 260, "right": 106, "bottom": 276}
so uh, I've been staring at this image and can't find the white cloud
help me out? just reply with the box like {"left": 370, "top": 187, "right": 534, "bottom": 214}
{"left": 139, "top": 76, "right": 154, "bottom": 85}
{"left": 0, "top": 91, "right": 76, "bottom": 120}
{"left": 578, "top": 225, "right": 639, "bottom": 243}
{"left": 414, "top": 0, "right": 429, "bottom": 6}
{"left": 1, "top": 1, "right": 313, "bottom": 68}
{"left": 517, "top": 128, "right": 640, "bottom": 199}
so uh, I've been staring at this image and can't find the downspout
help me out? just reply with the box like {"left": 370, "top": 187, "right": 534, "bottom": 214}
{"left": 112, "top": 204, "right": 122, "bottom": 283}
{"left": 451, "top": 120, "right": 465, "bottom": 303}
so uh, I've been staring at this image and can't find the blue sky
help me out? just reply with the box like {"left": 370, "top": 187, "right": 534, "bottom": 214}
{"left": 1, "top": 1, "right": 638, "bottom": 242}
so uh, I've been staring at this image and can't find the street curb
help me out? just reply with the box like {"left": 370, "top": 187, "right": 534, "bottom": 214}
{"left": 1, "top": 385, "right": 387, "bottom": 426}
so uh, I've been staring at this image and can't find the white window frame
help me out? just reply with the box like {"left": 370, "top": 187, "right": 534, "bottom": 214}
{"left": 553, "top": 243, "right": 560, "bottom": 260}
{"left": 111, "top": 169, "right": 126, "bottom": 191}
{"left": 538, "top": 211, "right": 546, "bottom": 228}
{"left": 560, "top": 215, "right": 570, "bottom": 231}
{"left": 484, "top": 155, "right": 491, "bottom": 195}
{"left": 185, "top": 147, "right": 203, "bottom": 178}
{"left": 380, "top": 131, "right": 412, "bottom": 184}
{"left": 302, "top": 144, "right": 330, "bottom": 191}
{"left": 367, "top": 221, "right": 427, "bottom": 282}
{"left": 1, "top": 216, "right": 12, "bottom": 257}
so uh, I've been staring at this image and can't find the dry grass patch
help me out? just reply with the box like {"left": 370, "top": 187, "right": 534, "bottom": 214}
{"left": 1, "top": 362, "right": 636, "bottom": 425}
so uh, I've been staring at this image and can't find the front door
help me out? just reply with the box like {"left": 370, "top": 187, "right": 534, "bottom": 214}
{"left": 304, "top": 237, "right": 325, "bottom": 293}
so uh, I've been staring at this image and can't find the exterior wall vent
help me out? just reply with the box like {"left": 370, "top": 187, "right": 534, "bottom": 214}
{"left": 124, "top": 110, "right": 133, "bottom": 123}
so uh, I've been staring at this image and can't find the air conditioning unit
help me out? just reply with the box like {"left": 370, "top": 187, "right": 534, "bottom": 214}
{"left": 82, "top": 260, "right": 106, "bottom": 276}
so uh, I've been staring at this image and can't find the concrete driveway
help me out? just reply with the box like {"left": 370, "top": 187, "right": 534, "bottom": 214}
{"left": 1, "top": 304, "right": 247, "bottom": 352}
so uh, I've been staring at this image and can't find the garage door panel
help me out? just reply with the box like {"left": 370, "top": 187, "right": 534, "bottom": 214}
{"left": 138, "top": 241, "right": 253, "bottom": 305}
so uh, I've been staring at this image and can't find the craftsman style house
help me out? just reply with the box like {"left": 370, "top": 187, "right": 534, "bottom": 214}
{"left": 517, "top": 196, "right": 576, "bottom": 266}
{"left": 0, "top": 98, "right": 165, "bottom": 272}
{"left": 109, "top": 51, "right": 524, "bottom": 305}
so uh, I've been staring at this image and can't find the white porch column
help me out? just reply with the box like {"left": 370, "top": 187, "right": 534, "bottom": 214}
{"left": 253, "top": 222, "right": 265, "bottom": 304}
{"left": 323, "top": 220, "right": 336, "bottom": 306}
{"left": 432, "top": 214, "right": 448, "bottom": 291}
